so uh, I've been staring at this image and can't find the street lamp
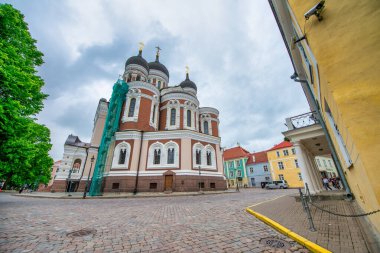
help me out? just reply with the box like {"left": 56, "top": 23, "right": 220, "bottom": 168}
{"left": 198, "top": 165, "right": 202, "bottom": 192}
{"left": 67, "top": 168, "right": 73, "bottom": 197}
{"left": 235, "top": 168, "right": 240, "bottom": 192}
{"left": 83, "top": 155, "right": 95, "bottom": 199}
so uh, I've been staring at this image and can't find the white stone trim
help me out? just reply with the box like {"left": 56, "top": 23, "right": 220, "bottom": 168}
{"left": 161, "top": 93, "right": 199, "bottom": 106}
{"left": 111, "top": 141, "right": 131, "bottom": 169}
{"left": 192, "top": 142, "right": 216, "bottom": 169}
{"left": 104, "top": 170, "right": 225, "bottom": 177}
{"left": 183, "top": 101, "right": 197, "bottom": 131}
{"left": 121, "top": 88, "right": 141, "bottom": 123}
{"left": 166, "top": 100, "right": 180, "bottom": 130}
{"left": 199, "top": 107, "right": 219, "bottom": 116}
{"left": 115, "top": 131, "right": 142, "bottom": 140}
{"left": 148, "top": 69, "right": 169, "bottom": 85}
{"left": 200, "top": 114, "right": 212, "bottom": 135}
{"left": 124, "top": 64, "right": 149, "bottom": 77}
{"left": 128, "top": 81, "right": 160, "bottom": 96}
{"left": 149, "top": 95, "right": 159, "bottom": 129}
{"left": 143, "top": 130, "right": 221, "bottom": 144}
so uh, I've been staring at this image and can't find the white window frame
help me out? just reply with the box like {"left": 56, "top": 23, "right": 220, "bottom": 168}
{"left": 166, "top": 100, "right": 180, "bottom": 130}
{"left": 122, "top": 88, "right": 141, "bottom": 123}
{"left": 278, "top": 161, "right": 284, "bottom": 170}
{"left": 112, "top": 141, "right": 131, "bottom": 169}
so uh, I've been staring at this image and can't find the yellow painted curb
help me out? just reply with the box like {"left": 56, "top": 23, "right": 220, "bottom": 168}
{"left": 246, "top": 206, "right": 332, "bottom": 253}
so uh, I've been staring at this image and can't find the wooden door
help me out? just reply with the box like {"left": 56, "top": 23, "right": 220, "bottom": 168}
{"left": 165, "top": 175, "right": 173, "bottom": 191}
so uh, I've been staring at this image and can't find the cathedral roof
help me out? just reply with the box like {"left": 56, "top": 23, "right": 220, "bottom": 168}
{"left": 180, "top": 73, "right": 197, "bottom": 91}
{"left": 149, "top": 55, "right": 169, "bottom": 77}
{"left": 125, "top": 50, "right": 149, "bottom": 72}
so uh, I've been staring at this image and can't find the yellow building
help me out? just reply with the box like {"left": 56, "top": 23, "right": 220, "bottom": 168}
{"left": 270, "top": 0, "right": 380, "bottom": 232}
{"left": 267, "top": 141, "right": 304, "bottom": 188}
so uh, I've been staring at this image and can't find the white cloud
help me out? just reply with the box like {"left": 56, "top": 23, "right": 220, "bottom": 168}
{"left": 10, "top": 0, "right": 310, "bottom": 160}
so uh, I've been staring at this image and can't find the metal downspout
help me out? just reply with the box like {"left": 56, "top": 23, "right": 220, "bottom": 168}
{"left": 133, "top": 131, "right": 144, "bottom": 195}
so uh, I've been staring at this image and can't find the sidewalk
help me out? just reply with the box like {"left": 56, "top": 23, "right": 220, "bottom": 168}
{"left": 251, "top": 194, "right": 377, "bottom": 253}
{"left": 13, "top": 189, "right": 236, "bottom": 199}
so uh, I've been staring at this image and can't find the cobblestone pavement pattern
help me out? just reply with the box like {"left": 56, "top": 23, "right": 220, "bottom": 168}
{"left": 0, "top": 189, "right": 309, "bottom": 253}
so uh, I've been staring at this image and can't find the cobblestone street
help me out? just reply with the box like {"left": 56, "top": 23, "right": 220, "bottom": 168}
{"left": 0, "top": 189, "right": 308, "bottom": 253}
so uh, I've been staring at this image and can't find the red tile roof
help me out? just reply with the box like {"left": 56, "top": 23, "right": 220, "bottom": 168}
{"left": 268, "top": 141, "right": 293, "bottom": 151}
{"left": 223, "top": 146, "right": 250, "bottom": 160}
{"left": 246, "top": 151, "right": 268, "bottom": 164}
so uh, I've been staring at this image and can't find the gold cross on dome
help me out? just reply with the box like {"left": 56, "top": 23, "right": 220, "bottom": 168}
{"left": 139, "top": 42, "right": 145, "bottom": 51}
{"left": 155, "top": 46, "right": 161, "bottom": 55}
{"left": 185, "top": 65, "right": 189, "bottom": 74}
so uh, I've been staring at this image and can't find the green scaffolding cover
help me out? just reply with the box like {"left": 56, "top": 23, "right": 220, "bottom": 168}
{"left": 89, "top": 79, "right": 129, "bottom": 196}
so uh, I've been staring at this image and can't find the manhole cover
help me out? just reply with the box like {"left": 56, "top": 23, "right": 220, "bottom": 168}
{"left": 67, "top": 228, "right": 96, "bottom": 237}
{"left": 260, "top": 237, "right": 291, "bottom": 249}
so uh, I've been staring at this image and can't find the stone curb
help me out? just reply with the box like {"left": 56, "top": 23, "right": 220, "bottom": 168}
{"left": 245, "top": 206, "right": 331, "bottom": 253}
{"left": 12, "top": 190, "right": 236, "bottom": 199}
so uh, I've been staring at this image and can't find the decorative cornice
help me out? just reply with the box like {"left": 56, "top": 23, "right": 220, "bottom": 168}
{"left": 143, "top": 130, "right": 221, "bottom": 144}
{"left": 199, "top": 107, "right": 219, "bottom": 115}
{"left": 161, "top": 93, "right": 199, "bottom": 106}
{"left": 115, "top": 131, "right": 142, "bottom": 140}
{"left": 125, "top": 64, "right": 149, "bottom": 76}
{"left": 148, "top": 69, "right": 169, "bottom": 83}
{"left": 128, "top": 82, "right": 160, "bottom": 96}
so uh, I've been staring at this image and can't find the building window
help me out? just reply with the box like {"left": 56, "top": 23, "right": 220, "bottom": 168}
{"left": 279, "top": 174, "right": 284, "bottom": 180}
{"left": 298, "top": 173, "right": 303, "bottom": 181}
{"left": 187, "top": 110, "right": 191, "bottom": 127}
{"left": 236, "top": 160, "right": 241, "bottom": 167}
{"left": 118, "top": 149, "right": 126, "bottom": 165}
{"left": 237, "top": 170, "right": 242, "bottom": 177}
{"left": 136, "top": 75, "right": 141, "bottom": 81}
{"left": 206, "top": 151, "right": 212, "bottom": 166}
{"left": 323, "top": 160, "right": 327, "bottom": 167}
{"left": 229, "top": 161, "right": 234, "bottom": 168}
{"left": 210, "top": 183, "right": 216, "bottom": 189}
{"left": 316, "top": 159, "right": 321, "bottom": 166}
{"left": 276, "top": 151, "right": 280, "bottom": 157}
{"left": 157, "top": 80, "right": 161, "bottom": 89}
{"left": 328, "top": 160, "right": 332, "bottom": 167}
{"left": 150, "top": 183, "right": 157, "bottom": 189}
{"left": 203, "top": 121, "right": 209, "bottom": 134}
{"left": 153, "top": 78, "right": 156, "bottom": 84}
{"left": 196, "top": 149, "right": 201, "bottom": 165}
{"left": 295, "top": 159, "right": 299, "bottom": 168}
{"left": 167, "top": 148, "right": 174, "bottom": 164}
{"left": 229, "top": 171, "right": 234, "bottom": 178}
{"left": 112, "top": 183, "right": 120, "bottom": 189}
{"left": 170, "top": 108, "right": 176, "bottom": 125}
{"left": 292, "top": 148, "right": 296, "bottom": 155}
{"left": 265, "top": 176, "right": 270, "bottom": 181}
{"left": 127, "top": 74, "right": 132, "bottom": 82}
{"left": 278, "top": 161, "right": 284, "bottom": 170}
{"left": 128, "top": 98, "right": 136, "bottom": 117}
{"left": 250, "top": 168, "right": 254, "bottom": 173}
{"left": 263, "top": 165, "right": 268, "bottom": 172}
{"left": 154, "top": 149, "right": 161, "bottom": 164}
{"left": 152, "top": 105, "right": 156, "bottom": 123}
{"left": 283, "top": 150, "right": 289, "bottom": 156}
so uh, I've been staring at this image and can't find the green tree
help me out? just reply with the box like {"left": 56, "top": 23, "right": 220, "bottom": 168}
{"left": 0, "top": 4, "right": 53, "bottom": 189}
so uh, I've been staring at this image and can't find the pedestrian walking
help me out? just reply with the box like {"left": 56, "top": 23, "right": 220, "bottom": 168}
{"left": 322, "top": 177, "right": 332, "bottom": 190}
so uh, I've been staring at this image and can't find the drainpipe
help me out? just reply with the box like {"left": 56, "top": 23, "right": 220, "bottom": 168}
{"left": 133, "top": 131, "right": 144, "bottom": 195}
{"left": 292, "top": 75, "right": 352, "bottom": 199}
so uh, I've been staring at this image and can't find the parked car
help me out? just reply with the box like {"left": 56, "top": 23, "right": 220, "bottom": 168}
{"left": 265, "top": 180, "right": 288, "bottom": 189}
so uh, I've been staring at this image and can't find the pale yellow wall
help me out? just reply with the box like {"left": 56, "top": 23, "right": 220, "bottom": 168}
{"left": 287, "top": 0, "right": 380, "bottom": 230}
{"left": 267, "top": 148, "right": 304, "bottom": 188}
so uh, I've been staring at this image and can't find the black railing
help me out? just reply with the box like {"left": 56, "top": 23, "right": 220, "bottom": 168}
{"left": 285, "top": 111, "right": 319, "bottom": 130}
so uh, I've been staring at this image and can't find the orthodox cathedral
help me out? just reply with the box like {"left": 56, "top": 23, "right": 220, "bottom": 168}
{"left": 51, "top": 45, "right": 226, "bottom": 193}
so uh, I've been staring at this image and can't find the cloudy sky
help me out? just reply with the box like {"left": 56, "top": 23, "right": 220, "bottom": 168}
{"left": 4, "top": 0, "right": 309, "bottom": 160}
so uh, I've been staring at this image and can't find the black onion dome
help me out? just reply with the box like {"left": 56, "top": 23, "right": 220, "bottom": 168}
{"left": 148, "top": 55, "right": 169, "bottom": 77}
{"left": 125, "top": 50, "right": 149, "bottom": 72}
{"left": 180, "top": 73, "right": 197, "bottom": 91}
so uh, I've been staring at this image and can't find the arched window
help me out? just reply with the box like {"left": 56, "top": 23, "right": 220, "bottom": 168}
{"left": 118, "top": 149, "right": 126, "bottom": 164}
{"left": 207, "top": 151, "right": 212, "bottom": 166}
{"left": 187, "top": 110, "right": 191, "bottom": 127}
{"left": 136, "top": 75, "right": 141, "bottom": 81}
{"left": 128, "top": 98, "right": 136, "bottom": 117}
{"left": 157, "top": 81, "right": 161, "bottom": 89}
{"left": 170, "top": 108, "right": 176, "bottom": 125}
{"left": 127, "top": 74, "right": 132, "bottom": 82}
{"left": 167, "top": 148, "right": 174, "bottom": 164}
{"left": 152, "top": 105, "right": 156, "bottom": 123}
{"left": 154, "top": 149, "right": 161, "bottom": 164}
{"left": 204, "top": 121, "right": 209, "bottom": 134}
{"left": 196, "top": 149, "right": 202, "bottom": 165}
